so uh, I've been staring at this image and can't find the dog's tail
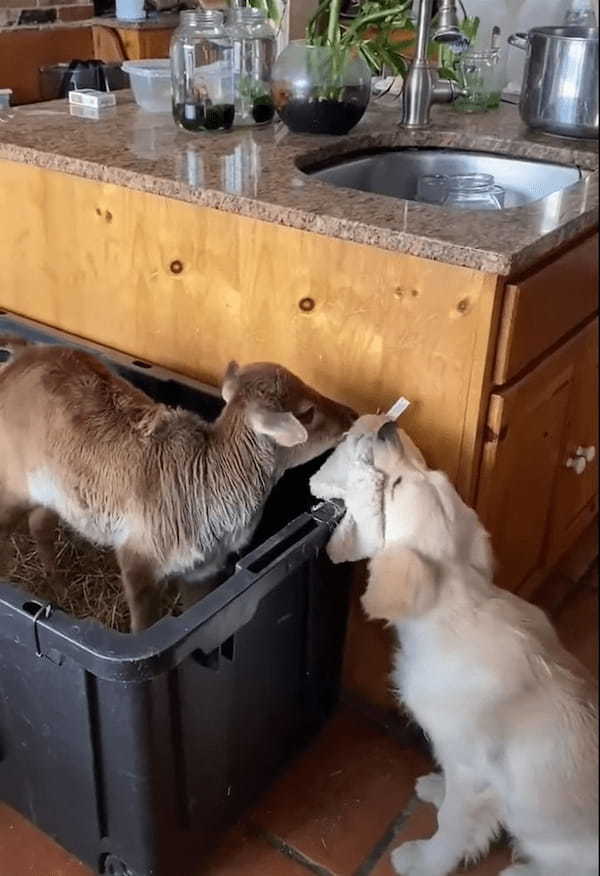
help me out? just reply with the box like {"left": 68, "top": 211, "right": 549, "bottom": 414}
{"left": 0, "top": 335, "right": 33, "bottom": 370}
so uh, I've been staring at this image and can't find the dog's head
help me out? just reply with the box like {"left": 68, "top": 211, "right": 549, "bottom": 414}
{"left": 360, "top": 421, "right": 493, "bottom": 624}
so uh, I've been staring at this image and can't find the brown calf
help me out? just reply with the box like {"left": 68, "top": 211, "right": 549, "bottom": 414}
{"left": 0, "top": 339, "right": 355, "bottom": 632}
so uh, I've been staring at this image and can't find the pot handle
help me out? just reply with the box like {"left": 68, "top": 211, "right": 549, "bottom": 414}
{"left": 508, "top": 32, "right": 528, "bottom": 50}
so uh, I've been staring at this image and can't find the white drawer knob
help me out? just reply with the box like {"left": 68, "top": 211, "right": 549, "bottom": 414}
{"left": 566, "top": 455, "right": 587, "bottom": 475}
{"left": 575, "top": 445, "right": 596, "bottom": 463}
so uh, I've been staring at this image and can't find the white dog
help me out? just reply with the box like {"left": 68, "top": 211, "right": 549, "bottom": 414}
{"left": 311, "top": 417, "right": 598, "bottom": 876}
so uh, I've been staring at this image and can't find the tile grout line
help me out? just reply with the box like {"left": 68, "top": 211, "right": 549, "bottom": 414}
{"left": 352, "top": 793, "right": 420, "bottom": 876}
{"left": 254, "top": 826, "right": 337, "bottom": 876}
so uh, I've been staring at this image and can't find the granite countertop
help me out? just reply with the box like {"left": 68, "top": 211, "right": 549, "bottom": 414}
{"left": 0, "top": 95, "right": 597, "bottom": 274}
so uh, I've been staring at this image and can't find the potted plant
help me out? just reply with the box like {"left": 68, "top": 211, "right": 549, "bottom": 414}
{"left": 270, "top": 0, "right": 414, "bottom": 135}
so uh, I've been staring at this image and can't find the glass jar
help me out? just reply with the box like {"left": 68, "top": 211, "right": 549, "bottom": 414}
{"left": 170, "top": 10, "right": 235, "bottom": 133}
{"left": 227, "top": 7, "right": 276, "bottom": 126}
{"left": 454, "top": 47, "right": 507, "bottom": 113}
{"left": 564, "top": 0, "right": 597, "bottom": 26}
{"left": 417, "top": 173, "right": 505, "bottom": 210}
{"left": 271, "top": 41, "right": 371, "bottom": 135}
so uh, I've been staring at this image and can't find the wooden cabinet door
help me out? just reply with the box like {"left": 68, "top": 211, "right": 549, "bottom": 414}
{"left": 476, "top": 331, "right": 583, "bottom": 592}
{"left": 494, "top": 234, "right": 598, "bottom": 384}
{"left": 545, "top": 318, "right": 598, "bottom": 567}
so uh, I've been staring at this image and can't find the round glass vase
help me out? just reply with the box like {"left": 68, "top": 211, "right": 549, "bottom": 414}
{"left": 271, "top": 40, "right": 371, "bottom": 135}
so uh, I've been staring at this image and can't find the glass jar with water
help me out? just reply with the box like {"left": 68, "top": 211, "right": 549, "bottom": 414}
{"left": 170, "top": 10, "right": 235, "bottom": 132}
{"left": 227, "top": 7, "right": 276, "bottom": 126}
{"left": 417, "top": 173, "right": 505, "bottom": 210}
{"left": 454, "top": 47, "right": 507, "bottom": 113}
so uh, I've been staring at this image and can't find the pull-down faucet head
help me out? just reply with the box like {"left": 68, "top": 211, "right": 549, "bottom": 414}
{"left": 432, "top": 0, "right": 469, "bottom": 49}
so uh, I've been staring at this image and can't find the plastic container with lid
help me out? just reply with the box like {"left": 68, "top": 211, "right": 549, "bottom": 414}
{"left": 170, "top": 9, "right": 235, "bottom": 133}
{"left": 417, "top": 173, "right": 505, "bottom": 210}
{"left": 227, "top": 7, "right": 276, "bottom": 126}
{"left": 121, "top": 59, "right": 172, "bottom": 112}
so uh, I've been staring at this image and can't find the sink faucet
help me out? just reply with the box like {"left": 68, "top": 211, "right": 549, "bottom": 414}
{"left": 400, "top": 0, "right": 469, "bottom": 129}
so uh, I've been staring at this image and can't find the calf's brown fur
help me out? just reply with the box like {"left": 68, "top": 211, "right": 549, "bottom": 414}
{"left": 0, "top": 339, "right": 355, "bottom": 632}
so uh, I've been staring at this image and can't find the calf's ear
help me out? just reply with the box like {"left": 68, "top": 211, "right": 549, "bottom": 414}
{"left": 222, "top": 361, "right": 240, "bottom": 403}
{"left": 247, "top": 404, "right": 308, "bottom": 447}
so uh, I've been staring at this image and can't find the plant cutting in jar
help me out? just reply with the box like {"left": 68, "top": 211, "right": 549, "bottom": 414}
{"left": 270, "top": 0, "right": 414, "bottom": 134}
{"left": 238, "top": 75, "right": 276, "bottom": 123}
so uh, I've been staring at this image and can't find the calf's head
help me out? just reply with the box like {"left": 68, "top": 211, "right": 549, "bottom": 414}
{"left": 222, "top": 361, "right": 356, "bottom": 468}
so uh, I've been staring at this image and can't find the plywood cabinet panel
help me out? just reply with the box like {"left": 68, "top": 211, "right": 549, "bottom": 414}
{"left": 494, "top": 234, "right": 598, "bottom": 384}
{"left": 117, "top": 27, "right": 173, "bottom": 59}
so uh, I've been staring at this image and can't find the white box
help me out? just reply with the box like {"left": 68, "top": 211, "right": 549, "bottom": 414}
{"left": 68, "top": 89, "right": 117, "bottom": 110}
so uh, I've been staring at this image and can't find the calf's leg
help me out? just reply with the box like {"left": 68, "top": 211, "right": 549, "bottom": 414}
{"left": 28, "top": 507, "right": 59, "bottom": 577}
{"left": 178, "top": 547, "right": 234, "bottom": 612}
{"left": 0, "top": 490, "right": 29, "bottom": 570}
{"left": 116, "top": 545, "right": 161, "bottom": 633}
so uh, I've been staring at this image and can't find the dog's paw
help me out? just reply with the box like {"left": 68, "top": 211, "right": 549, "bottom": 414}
{"left": 415, "top": 772, "right": 444, "bottom": 808}
{"left": 499, "top": 867, "right": 537, "bottom": 876}
{"left": 391, "top": 841, "right": 422, "bottom": 874}
{"left": 391, "top": 840, "right": 440, "bottom": 875}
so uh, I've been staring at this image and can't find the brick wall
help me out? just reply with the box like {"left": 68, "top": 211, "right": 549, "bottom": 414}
{"left": 0, "top": 0, "right": 94, "bottom": 28}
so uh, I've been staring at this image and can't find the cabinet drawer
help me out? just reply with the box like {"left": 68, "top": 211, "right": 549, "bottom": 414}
{"left": 494, "top": 234, "right": 598, "bottom": 384}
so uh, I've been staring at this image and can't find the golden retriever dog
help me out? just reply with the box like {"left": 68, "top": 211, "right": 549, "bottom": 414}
{"left": 314, "top": 416, "right": 598, "bottom": 876}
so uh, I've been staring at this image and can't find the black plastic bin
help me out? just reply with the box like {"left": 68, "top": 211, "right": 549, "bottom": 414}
{"left": 0, "top": 311, "right": 350, "bottom": 876}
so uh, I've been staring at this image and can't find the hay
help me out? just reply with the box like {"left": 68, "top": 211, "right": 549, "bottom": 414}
{"left": 3, "top": 522, "right": 180, "bottom": 633}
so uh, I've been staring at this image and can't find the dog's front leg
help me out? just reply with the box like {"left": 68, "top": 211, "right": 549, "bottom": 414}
{"left": 391, "top": 769, "right": 501, "bottom": 876}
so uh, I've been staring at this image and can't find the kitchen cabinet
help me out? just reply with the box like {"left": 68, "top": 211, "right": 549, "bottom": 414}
{"left": 0, "top": 158, "right": 596, "bottom": 714}
{"left": 477, "top": 317, "right": 597, "bottom": 595}
{"left": 476, "top": 233, "right": 598, "bottom": 603}
{"left": 0, "top": 27, "right": 94, "bottom": 105}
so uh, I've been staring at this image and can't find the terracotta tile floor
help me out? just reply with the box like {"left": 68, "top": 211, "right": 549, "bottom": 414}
{"left": 0, "top": 568, "right": 596, "bottom": 876}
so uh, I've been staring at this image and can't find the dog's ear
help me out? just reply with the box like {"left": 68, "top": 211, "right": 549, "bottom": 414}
{"left": 361, "top": 545, "right": 437, "bottom": 622}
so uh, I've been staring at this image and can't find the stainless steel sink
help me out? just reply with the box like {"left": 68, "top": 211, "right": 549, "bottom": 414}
{"left": 303, "top": 148, "right": 584, "bottom": 209}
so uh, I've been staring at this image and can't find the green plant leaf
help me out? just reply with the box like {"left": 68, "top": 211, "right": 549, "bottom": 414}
{"left": 439, "top": 65, "right": 458, "bottom": 81}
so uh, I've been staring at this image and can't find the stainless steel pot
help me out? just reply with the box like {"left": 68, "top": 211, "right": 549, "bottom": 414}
{"left": 508, "top": 26, "right": 598, "bottom": 139}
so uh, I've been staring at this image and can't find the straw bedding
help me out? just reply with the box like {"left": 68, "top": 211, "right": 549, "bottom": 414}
{"left": 2, "top": 522, "right": 180, "bottom": 633}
